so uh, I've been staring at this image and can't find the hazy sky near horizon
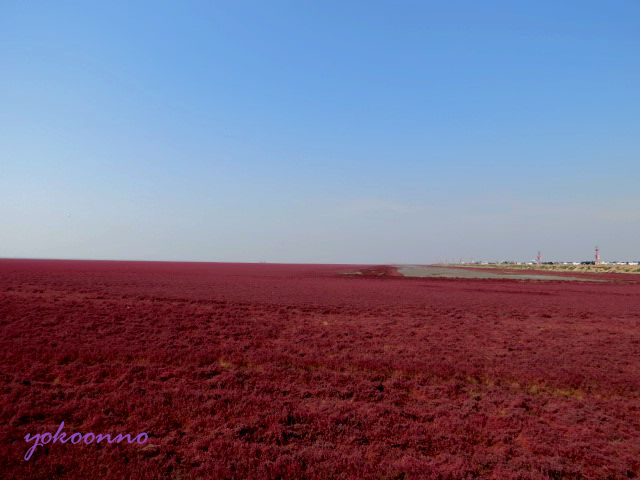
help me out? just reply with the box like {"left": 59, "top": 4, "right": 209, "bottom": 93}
{"left": 2, "top": 1, "right": 639, "bottom": 263}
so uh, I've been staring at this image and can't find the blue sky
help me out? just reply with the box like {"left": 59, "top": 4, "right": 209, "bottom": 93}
{"left": 1, "top": 1, "right": 639, "bottom": 263}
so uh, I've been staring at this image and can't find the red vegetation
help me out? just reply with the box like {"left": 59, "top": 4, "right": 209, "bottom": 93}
{"left": 1, "top": 259, "right": 639, "bottom": 479}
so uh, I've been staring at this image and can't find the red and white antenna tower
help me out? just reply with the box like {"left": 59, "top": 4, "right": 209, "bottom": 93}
{"left": 595, "top": 246, "right": 601, "bottom": 265}
{"left": 536, "top": 251, "right": 542, "bottom": 265}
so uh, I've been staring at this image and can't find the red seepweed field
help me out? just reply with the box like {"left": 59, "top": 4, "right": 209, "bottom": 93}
{"left": 1, "top": 259, "right": 639, "bottom": 479}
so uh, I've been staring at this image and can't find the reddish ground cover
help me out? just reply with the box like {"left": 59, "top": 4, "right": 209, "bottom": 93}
{"left": 1, "top": 259, "right": 639, "bottom": 479}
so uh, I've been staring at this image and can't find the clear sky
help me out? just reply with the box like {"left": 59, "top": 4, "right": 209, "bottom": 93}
{"left": 1, "top": 1, "right": 639, "bottom": 263}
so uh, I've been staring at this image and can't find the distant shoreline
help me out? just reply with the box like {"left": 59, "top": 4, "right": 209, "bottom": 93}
{"left": 450, "top": 263, "right": 640, "bottom": 275}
